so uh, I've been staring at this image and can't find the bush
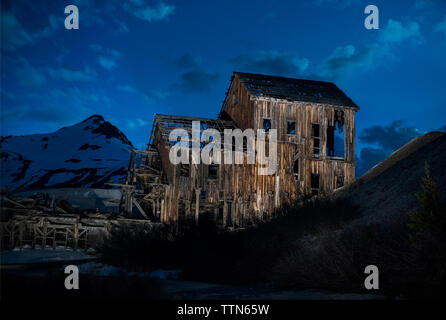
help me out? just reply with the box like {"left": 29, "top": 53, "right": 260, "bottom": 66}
{"left": 271, "top": 216, "right": 421, "bottom": 296}
{"left": 270, "top": 164, "right": 446, "bottom": 298}
{"left": 96, "top": 197, "right": 359, "bottom": 285}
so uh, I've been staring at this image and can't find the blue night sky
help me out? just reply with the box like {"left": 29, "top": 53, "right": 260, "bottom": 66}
{"left": 1, "top": 0, "right": 446, "bottom": 175}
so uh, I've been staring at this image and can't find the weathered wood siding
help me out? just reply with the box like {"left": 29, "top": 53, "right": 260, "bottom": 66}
{"left": 145, "top": 74, "right": 358, "bottom": 227}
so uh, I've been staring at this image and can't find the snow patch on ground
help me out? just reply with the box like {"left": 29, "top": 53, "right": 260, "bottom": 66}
{"left": 77, "top": 261, "right": 181, "bottom": 279}
{"left": 0, "top": 248, "right": 94, "bottom": 265}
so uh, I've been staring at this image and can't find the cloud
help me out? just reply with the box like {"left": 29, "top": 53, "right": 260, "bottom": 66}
{"left": 355, "top": 121, "right": 423, "bottom": 176}
{"left": 356, "top": 147, "right": 388, "bottom": 176}
{"left": 15, "top": 65, "right": 47, "bottom": 87}
{"left": 118, "top": 84, "right": 169, "bottom": 104}
{"left": 317, "top": 44, "right": 387, "bottom": 79}
{"left": 316, "top": 18, "right": 422, "bottom": 80}
{"left": 127, "top": 118, "right": 148, "bottom": 129}
{"left": 230, "top": 51, "right": 309, "bottom": 77}
{"left": 90, "top": 44, "right": 121, "bottom": 71}
{"left": 1, "top": 104, "right": 78, "bottom": 125}
{"left": 1, "top": 11, "right": 33, "bottom": 51}
{"left": 359, "top": 121, "right": 421, "bottom": 151}
{"left": 72, "top": 0, "right": 106, "bottom": 27}
{"left": 129, "top": 2, "right": 176, "bottom": 23}
{"left": 175, "top": 70, "right": 219, "bottom": 92}
{"left": 39, "top": 15, "right": 62, "bottom": 38}
{"left": 170, "top": 53, "right": 219, "bottom": 92}
{"left": 175, "top": 53, "right": 200, "bottom": 69}
{"left": 435, "top": 16, "right": 446, "bottom": 36}
{"left": 379, "top": 19, "right": 422, "bottom": 44}
{"left": 98, "top": 56, "right": 117, "bottom": 70}
{"left": 313, "top": 0, "right": 355, "bottom": 8}
{"left": 118, "top": 22, "right": 129, "bottom": 33}
{"left": 117, "top": 85, "right": 138, "bottom": 93}
{"left": 48, "top": 66, "right": 98, "bottom": 82}
{"left": 1, "top": 88, "right": 98, "bottom": 126}
{"left": 413, "top": 0, "right": 433, "bottom": 10}
{"left": 1, "top": 89, "right": 16, "bottom": 103}
{"left": 1, "top": 11, "right": 61, "bottom": 51}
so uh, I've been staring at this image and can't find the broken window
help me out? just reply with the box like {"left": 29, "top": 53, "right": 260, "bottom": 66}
{"left": 293, "top": 159, "right": 299, "bottom": 178}
{"left": 312, "top": 123, "right": 320, "bottom": 156}
{"left": 287, "top": 121, "right": 296, "bottom": 135}
{"left": 208, "top": 165, "right": 218, "bottom": 179}
{"left": 336, "top": 175, "right": 344, "bottom": 189}
{"left": 311, "top": 173, "right": 320, "bottom": 196}
{"left": 180, "top": 164, "right": 189, "bottom": 177}
{"left": 293, "top": 158, "right": 299, "bottom": 180}
{"left": 231, "top": 88, "right": 238, "bottom": 106}
{"left": 326, "top": 111, "right": 345, "bottom": 158}
{"left": 263, "top": 118, "right": 271, "bottom": 133}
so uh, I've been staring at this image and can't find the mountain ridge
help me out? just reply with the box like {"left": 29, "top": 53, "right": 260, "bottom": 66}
{"left": 0, "top": 115, "right": 134, "bottom": 191}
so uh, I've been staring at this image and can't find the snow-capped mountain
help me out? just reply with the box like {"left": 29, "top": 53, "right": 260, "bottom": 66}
{"left": 1, "top": 115, "right": 134, "bottom": 191}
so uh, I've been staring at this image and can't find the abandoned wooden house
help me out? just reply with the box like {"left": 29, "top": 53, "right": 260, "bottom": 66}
{"left": 123, "top": 72, "right": 359, "bottom": 228}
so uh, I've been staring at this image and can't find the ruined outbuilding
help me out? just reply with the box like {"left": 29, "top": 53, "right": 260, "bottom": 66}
{"left": 122, "top": 72, "right": 359, "bottom": 228}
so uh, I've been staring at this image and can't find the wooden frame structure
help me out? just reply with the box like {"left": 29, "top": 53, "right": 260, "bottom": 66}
{"left": 123, "top": 72, "right": 359, "bottom": 228}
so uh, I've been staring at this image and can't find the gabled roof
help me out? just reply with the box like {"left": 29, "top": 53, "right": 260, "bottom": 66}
{"left": 234, "top": 72, "right": 359, "bottom": 110}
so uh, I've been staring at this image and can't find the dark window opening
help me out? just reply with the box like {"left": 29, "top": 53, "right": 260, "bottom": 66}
{"left": 180, "top": 164, "right": 189, "bottom": 177}
{"left": 326, "top": 117, "right": 345, "bottom": 158}
{"left": 312, "top": 123, "right": 320, "bottom": 156}
{"left": 327, "top": 125, "right": 335, "bottom": 157}
{"left": 311, "top": 173, "right": 320, "bottom": 196}
{"left": 200, "top": 190, "right": 207, "bottom": 200}
{"left": 263, "top": 118, "right": 271, "bottom": 133}
{"left": 287, "top": 121, "right": 296, "bottom": 135}
{"left": 208, "top": 165, "right": 218, "bottom": 179}
{"left": 336, "top": 175, "right": 344, "bottom": 189}
{"left": 312, "top": 123, "right": 320, "bottom": 138}
{"left": 293, "top": 158, "right": 299, "bottom": 178}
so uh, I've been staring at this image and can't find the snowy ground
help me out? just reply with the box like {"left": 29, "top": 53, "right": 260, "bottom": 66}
{"left": 0, "top": 247, "right": 95, "bottom": 265}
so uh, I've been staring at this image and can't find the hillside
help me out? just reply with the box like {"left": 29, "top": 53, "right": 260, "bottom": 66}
{"left": 335, "top": 131, "right": 446, "bottom": 219}
{"left": 0, "top": 115, "right": 134, "bottom": 191}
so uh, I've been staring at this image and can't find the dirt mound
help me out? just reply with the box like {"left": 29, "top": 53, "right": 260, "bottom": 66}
{"left": 335, "top": 132, "right": 446, "bottom": 219}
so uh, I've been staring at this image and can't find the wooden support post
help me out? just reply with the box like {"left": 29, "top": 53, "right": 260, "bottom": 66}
{"left": 9, "top": 220, "right": 15, "bottom": 249}
{"left": 160, "top": 199, "right": 165, "bottom": 223}
{"left": 128, "top": 190, "right": 133, "bottom": 218}
{"left": 51, "top": 193, "right": 56, "bottom": 211}
{"left": 165, "top": 186, "right": 170, "bottom": 223}
{"left": 195, "top": 188, "right": 201, "bottom": 226}
{"left": 231, "top": 201, "right": 235, "bottom": 228}
{"left": 74, "top": 218, "right": 79, "bottom": 250}
{"left": 19, "top": 221, "right": 24, "bottom": 249}
{"left": 175, "top": 196, "right": 179, "bottom": 224}
{"left": 32, "top": 224, "right": 36, "bottom": 249}
{"left": 42, "top": 220, "right": 48, "bottom": 248}
{"left": 223, "top": 201, "right": 227, "bottom": 227}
